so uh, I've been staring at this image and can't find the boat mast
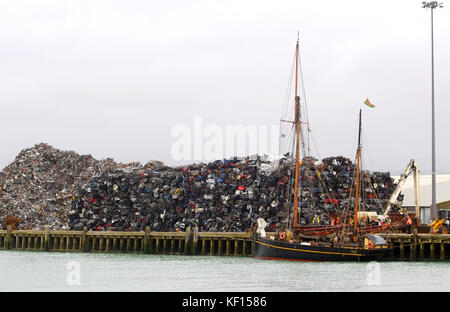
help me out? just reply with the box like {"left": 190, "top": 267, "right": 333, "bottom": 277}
{"left": 353, "top": 109, "right": 362, "bottom": 243}
{"left": 293, "top": 37, "right": 301, "bottom": 230}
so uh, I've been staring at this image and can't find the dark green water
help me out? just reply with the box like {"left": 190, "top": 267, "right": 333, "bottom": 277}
{"left": 1, "top": 251, "right": 449, "bottom": 291}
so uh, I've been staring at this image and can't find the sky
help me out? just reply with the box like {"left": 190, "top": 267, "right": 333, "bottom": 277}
{"left": 1, "top": 0, "right": 449, "bottom": 175}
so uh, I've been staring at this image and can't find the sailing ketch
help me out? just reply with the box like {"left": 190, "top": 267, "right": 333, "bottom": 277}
{"left": 253, "top": 38, "right": 392, "bottom": 261}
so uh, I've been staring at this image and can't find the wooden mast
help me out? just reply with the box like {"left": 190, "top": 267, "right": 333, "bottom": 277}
{"left": 353, "top": 109, "right": 362, "bottom": 243}
{"left": 293, "top": 37, "right": 301, "bottom": 229}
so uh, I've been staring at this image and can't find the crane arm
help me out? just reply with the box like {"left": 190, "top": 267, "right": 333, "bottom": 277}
{"left": 383, "top": 159, "right": 418, "bottom": 217}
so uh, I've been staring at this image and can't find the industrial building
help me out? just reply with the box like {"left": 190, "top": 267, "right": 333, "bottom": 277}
{"left": 392, "top": 174, "right": 450, "bottom": 223}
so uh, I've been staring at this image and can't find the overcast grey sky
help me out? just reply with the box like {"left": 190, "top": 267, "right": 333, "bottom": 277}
{"left": 1, "top": 0, "right": 449, "bottom": 174}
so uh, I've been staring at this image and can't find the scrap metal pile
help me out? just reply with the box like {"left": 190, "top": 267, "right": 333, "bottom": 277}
{"left": 69, "top": 156, "right": 287, "bottom": 232}
{"left": 68, "top": 155, "right": 400, "bottom": 232}
{"left": 0, "top": 143, "right": 120, "bottom": 229}
{"left": 0, "top": 144, "right": 401, "bottom": 231}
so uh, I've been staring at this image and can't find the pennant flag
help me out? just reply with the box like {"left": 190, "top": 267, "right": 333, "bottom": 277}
{"left": 364, "top": 98, "right": 375, "bottom": 108}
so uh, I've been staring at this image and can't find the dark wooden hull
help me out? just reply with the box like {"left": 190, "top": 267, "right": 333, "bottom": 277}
{"left": 254, "top": 236, "right": 392, "bottom": 262}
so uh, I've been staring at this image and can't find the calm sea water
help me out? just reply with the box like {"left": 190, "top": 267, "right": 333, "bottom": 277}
{"left": 0, "top": 251, "right": 449, "bottom": 292}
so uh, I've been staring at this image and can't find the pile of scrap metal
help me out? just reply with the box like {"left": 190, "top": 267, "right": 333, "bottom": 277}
{"left": 0, "top": 144, "right": 402, "bottom": 232}
{"left": 0, "top": 143, "right": 122, "bottom": 230}
{"left": 68, "top": 155, "right": 400, "bottom": 232}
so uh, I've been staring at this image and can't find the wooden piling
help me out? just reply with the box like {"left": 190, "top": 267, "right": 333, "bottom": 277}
{"left": 184, "top": 226, "right": 191, "bottom": 255}
{"left": 192, "top": 226, "right": 198, "bottom": 255}
{"left": 178, "top": 238, "right": 182, "bottom": 254}
{"left": 440, "top": 241, "right": 445, "bottom": 261}
{"left": 218, "top": 239, "right": 223, "bottom": 256}
{"left": 126, "top": 237, "right": 131, "bottom": 252}
{"left": 411, "top": 231, "right": 417, "bottom": 261}
{"left": 134, "top": 238, "right": 138, "bottom": 253}
{"left": 400, "top": 242, "right": 405, "bottom": 260}
{"left": 113, "top": 238, "right": 117, "bottom": 252}
{"left": 201, "top": 239, "right": 206, "bottom": 255}
{"left": 148, "top": 236, "right": 153, "bottom": 254}
{"left": 162, "top": 237, "right": 168, "bottom": 254}
{"left": 81, "top": 227, "right": 87, "bottom": 252}
{"left": 119, "top": 238, "right": 124, "bottom": 252}
{"left": 430, "top": 242, "right": 435, "bottom": 260}
{"left": 144, "top": 226, "right": 150, "bottom": 254}
{"left": 6, "top": 225, "right": 12, "bottom": 250}
{"left": 169, "top": 238, "right": 173, "bottom": 254}
{"left": 210, "top": 239, "right": 214, "bottom": 256}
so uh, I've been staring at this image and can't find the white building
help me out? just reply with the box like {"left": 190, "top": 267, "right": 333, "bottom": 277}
{"left": 392, "top": 174, "right": 450, "bottom": 223}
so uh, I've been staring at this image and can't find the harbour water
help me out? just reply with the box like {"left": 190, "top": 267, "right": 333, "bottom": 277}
{"left": 1, "top": 251, "right": 449, "bottom": 292}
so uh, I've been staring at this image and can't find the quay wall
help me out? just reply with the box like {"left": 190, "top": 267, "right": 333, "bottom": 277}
{"left": 378, "top": 233, "right": 450, "bottom": 261}
{"left": 1, "top": 226, "right": 450, "bottom": 261}
{"left": 0, "top": 225, "right": 253, "bottom": 256}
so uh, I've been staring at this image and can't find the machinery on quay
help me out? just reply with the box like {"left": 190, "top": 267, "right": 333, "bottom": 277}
{"left": 381, "top": 160, "right": 449, "bottom": 235}
{"left": 430, "top": 210, "right": 449, "bottom": 234}
{"left": 383, "top": 159, "right": 420, "bottom": 220}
